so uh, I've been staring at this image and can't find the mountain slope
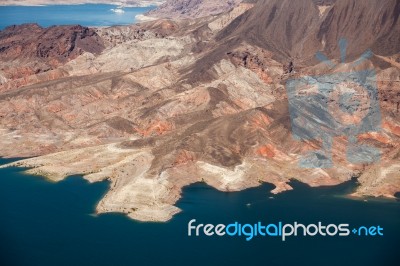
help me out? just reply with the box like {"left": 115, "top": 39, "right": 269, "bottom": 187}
{"left": 186, "top": 0, "right": 400, "bottom": 84}
{"left": 217, "top": 0, "right": 400, "bottom": 63}
{"left": 0, "top": 0, "right": 399, "bottom": 222}
{"left": 146, "top": 0, "right": 243, "bottom": 19}
{"left": 0, "top": 24, "right": 105, "bottom": 86}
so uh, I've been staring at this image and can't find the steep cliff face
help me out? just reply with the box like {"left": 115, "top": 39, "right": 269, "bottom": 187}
{"left": 146, "top": 0, "right": 242, "bottom": 18}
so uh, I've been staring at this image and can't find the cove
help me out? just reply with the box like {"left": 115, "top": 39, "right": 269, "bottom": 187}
{"left": 0, "top": 158, "right": 399, "bottom": 266}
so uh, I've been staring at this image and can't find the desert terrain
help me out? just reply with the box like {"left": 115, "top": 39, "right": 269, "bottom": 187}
{"left": 0, "top": 0, "right": 399, "bottom": 221}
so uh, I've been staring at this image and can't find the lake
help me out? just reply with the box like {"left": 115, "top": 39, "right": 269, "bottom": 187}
{"left": 0, "top": 4, "right": 155, "bottom": 30}
{"left": 0, "top": 158, "right": 399, "bottom": 266}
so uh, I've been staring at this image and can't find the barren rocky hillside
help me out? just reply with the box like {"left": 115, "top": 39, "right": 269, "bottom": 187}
{"left": 0, "top": 0, "right": 399, "bottom": 222}
{"left": 146, "top": 0, "right": 243, "bottom": 19}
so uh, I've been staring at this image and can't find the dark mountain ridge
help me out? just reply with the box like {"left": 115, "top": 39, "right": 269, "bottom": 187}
{"left": 187, "top": 0, "right": 400, "bottom": 82}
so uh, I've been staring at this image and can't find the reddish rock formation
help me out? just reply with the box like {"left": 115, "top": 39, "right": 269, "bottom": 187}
{"left": 0, "top": 23, "right": 104, "bottom": 62}
{"left": 0, "top": 23, "right": 105, "bottom": 82}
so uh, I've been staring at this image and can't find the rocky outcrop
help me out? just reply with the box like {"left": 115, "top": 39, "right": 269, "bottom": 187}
{"left": 0, "top": 23, "right": 105, "bottom": 82}
{"left": 0, "top": 23, "right": 105, "bottom": 62}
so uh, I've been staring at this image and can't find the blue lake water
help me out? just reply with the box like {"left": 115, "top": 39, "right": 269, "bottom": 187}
{"left": 0, "top": 157, "right": 399, "bottom": 266}
{"left": 0, "top": 4, "right": 155, "bottom": 30}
